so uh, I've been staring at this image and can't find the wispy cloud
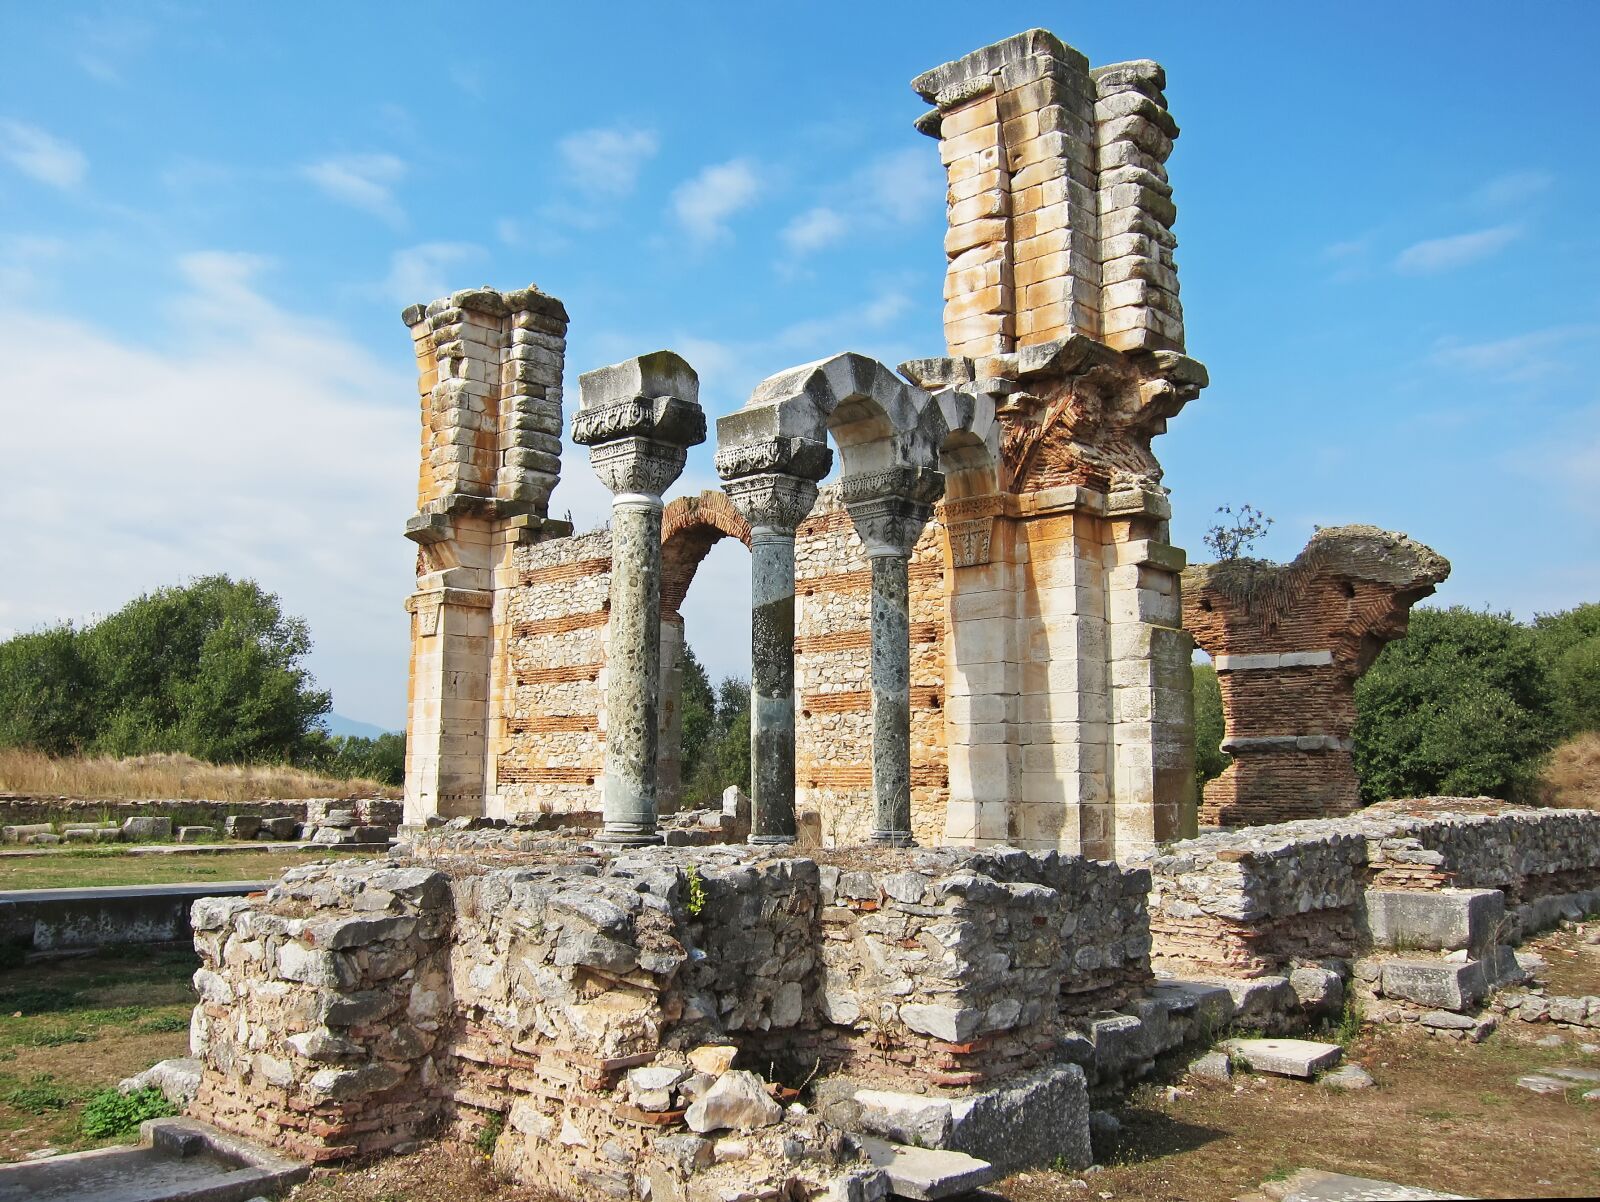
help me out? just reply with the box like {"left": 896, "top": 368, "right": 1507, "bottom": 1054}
{"left": 0, "top": 120, "right": 88, "bottom": 189}
{"left": 74, "top": 11, "right": 153, "bottom": 83}
{"left": 673, "top": 158, "right": 762, "bottom": 243}
{"left": 1472, "top": 169, "right": 1554, "bottom": 211}
{"left": 560, "top": 126, "right": 658, "bottom": 197}
{"left": 382, "top": 242, "right": 485, "bottom": 306}
{"left": 1428, "top": 324, "right": 1599, "bottom": 385}
{"left": 1395, "top": 223, "right": 1521, "bottom": 275}
{"left": 0, "top": 234, "right": 69, "bottom": 295}
{"left": 777, "top": 147, "right": 942, "bottom": 264}
{"left": 300, "top": 153, "right": 407, "bottom": 226}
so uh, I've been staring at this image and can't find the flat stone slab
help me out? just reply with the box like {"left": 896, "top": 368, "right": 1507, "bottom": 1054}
{"left": 1516, "top": 1073, "right": 1576, "bottom": 1095}
{"left": 1262, "top": 1168, "right": 1466, "bottom": 1201}
{"left": 1546, "top": 1065, "right": 1600, "bottom": 1084}
{"left": 0, "top": 1117, "right": 308, "bottom": 1202}
{"left": 1225, "top": 1038, "right": 1342, "bottom": 1079}
{"left": 858, "top": 1137, "right": 997, "bottom": 1200}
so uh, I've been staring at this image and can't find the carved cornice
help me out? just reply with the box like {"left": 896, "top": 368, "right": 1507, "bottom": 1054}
{"left": 714, "top": 436, "right": 833, "bottom": 483}
{"left": 571, "top": 394, "right": 706, "bottom": 450}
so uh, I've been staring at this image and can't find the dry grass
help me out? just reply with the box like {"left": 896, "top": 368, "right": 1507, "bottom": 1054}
{"left": 1540, "top": 732, "right": 1600, "bottom": 810}
{"left": 0, "top": 749, "right": 399, "bottom": 802}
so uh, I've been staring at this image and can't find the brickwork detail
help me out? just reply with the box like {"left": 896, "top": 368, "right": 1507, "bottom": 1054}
{"left": 1183, "top": 526, "right": 1450, "bottom": 826}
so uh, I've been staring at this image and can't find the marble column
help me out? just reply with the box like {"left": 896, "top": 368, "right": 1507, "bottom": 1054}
{"left": 721, "top": 467, "right": 825, "bottom": 844}
{"left": 572, "top": 352, "right": 705, "bottom": 846}
{"left": 842, "top": 466, "right": 944, "bottom": 847}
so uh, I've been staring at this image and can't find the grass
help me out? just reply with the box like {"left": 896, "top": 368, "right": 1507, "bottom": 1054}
{"left": 1542, "top": 732, "right": 1600, "bottom": 810}
{"left": 0, "top": 847, "right": 372, "bottom": 890}
{"left": 0, "top": 748, "right": 398, "bottom": 802}
{"left": 0, "top": 945, "right": 194, "bottom": 1162}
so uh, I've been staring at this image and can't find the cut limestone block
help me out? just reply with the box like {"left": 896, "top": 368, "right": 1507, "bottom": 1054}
{"left": 858, "top": 1137, "right": 997, "bottom": 1201}
{"left": 259, "top": 817, "right": 299, "bottom": 841}
{"left": 1517, "top": 1074, "right": 1574, "bottom": 1095}
{"left": 1378, "top": 958, "right": 1487, "bottom": 1012}
{"left": 1224, "top": 1038, "right": 1342, "bottom": 1079}
{"left": 224, "top": 815, "right": 263, "bottom": 840}
{"left": 121, "top": 816, "right": 173, "bottom": 841}
{"left": 176, "top": 826, "right": 216, "bottom": 843}
{"left": 2, "top": 824, "right": 53, "bottom": 843}
{"left": 1546, "top": 1065, "right": 1600, "bottom": 1084}
{"left": 1318, "top": 1064, "right": 1373, "bottom": 1090}
{"left": 1363, "top": 888, "right": 1504, "bottom": 956}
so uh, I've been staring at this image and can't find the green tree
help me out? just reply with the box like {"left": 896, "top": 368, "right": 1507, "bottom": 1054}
{"left": 1353, "top": 606, "right": 1556, "bottom": 803}
{"left": 0, "top": 575, "right": 331, "bottom": 764}
{"left": 0, "top": 625, "right": 93, "bottom": 755}
{"left": 1533, "top": 602, "right": 1600, "bottom": 737}
{"left": 682, "top": 672, "right": 750, "bottom": 805}
{"left": 1192, "top": 660, "right": 1230, "bottom": 790}
{"left": 677, "top": 647, "right": 715, "bottom": 790}
{"left": 302, "top": 730, "right": 406, "bottom": 786}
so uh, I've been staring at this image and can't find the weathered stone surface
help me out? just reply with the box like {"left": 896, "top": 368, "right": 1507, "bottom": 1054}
{"left": 858, "top": 1137, "right": 998, "bottom": 1200}
{"left": 118, "top": 1057, "right": 202, "bottom": 1106}
{"left": 1380, "top": 959, "right": 1486, "bottom": 1012}
{"left": 683, "top": 1070, "right": 783, "bottom": 1133}
{"left": 1188, "top": 1050, "right": 1233, "bottom": 1082}
{"left": 1224, "top": 1037, "right": 1342, "bottom": 1079}
{"left": 176, "top": 825, "right": 215, "bottom": 843}
{"left": 1364, "top": 889, "right": 1503, "bottom": 956}
{"left": 121, "top": 816, "right": 172, "bottom": 841}
{"left": 224, "top": 815, "right": 263, "bottom": 840}
{"left": 1319, "top": 1063, "right": 1374, "bottom": 1091}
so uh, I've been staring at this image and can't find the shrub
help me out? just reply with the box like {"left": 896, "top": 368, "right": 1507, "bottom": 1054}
{"left": 4, "top": 1074, "right": 77, "bottom": 1113}
{"left": 80, "top": 1086, "right": 177, "bottom": 1138}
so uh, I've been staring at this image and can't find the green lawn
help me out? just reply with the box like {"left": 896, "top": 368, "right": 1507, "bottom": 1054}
{"left": 0, "top": 847, "right": 376, "bottom": 891}
{"left": 0, "top": 945, "right": 197, "bottom": 1161}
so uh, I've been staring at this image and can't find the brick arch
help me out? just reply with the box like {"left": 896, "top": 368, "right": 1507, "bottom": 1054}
{"left": 660, "top": 490, "right": 752, "bottom": 617}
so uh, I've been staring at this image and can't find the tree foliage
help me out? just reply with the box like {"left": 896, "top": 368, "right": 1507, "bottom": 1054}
{"left": 1353, "top": 606, "right": 1555, "bottom": 803}
{"left": 682, "top": 665, "right": 751, "bottom": 806}
{"left": 301, "top": 730, "right": 406, "bottom": 787}
{"left": 1202, "top": 504, "right": 1274, "bottom": 561}
{"left": 0, "top": 575, "right": 331, "bottom": 765}
{"left": 1533, "top": 602, "right": 1600, "bottom": 738}
{"left": 1192, "top": 660, "right": 1230, "bottom": 790}
{"left": 677, "top": 647, "right": 716, "bottom": 790}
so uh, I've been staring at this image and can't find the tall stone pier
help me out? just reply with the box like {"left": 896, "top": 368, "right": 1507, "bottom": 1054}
{"left": 572, "top": 353, "right": 705, "bottom": 845}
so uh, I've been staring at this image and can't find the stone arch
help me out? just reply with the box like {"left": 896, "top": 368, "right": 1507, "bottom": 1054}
{"left": 660, "top": 490, "right": 752, "bottom": 617}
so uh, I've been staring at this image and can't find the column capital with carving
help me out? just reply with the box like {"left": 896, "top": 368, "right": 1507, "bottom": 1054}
{"left": 842, "top": 466, "right": 946, "bottom": 558}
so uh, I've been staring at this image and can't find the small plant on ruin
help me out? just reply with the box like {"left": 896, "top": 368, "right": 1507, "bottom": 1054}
{"left": 1203, "top": 504, "right": 1274, "bottom": 561}
{"left": 684, "top": 864, "right": 707, "bottom": 917}
{"left": 475, "top": 1112, "right": 504, "bottom": 1156}
{"left": 80, "top": 1085, "right": 177, "bottom": 1137}
{"left": 1334, "top": 994, "right": 1364, "bottom": 1047}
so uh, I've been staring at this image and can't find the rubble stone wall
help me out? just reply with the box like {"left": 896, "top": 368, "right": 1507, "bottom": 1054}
{"left": 188, "top": 841, "right": 1149, "bottom": 1191}
{"left": 1138, "top": 801, "right": 1600, "bottom": 976}
{"left": 1182, "top": 526, "right": 1450, "bottom": 826}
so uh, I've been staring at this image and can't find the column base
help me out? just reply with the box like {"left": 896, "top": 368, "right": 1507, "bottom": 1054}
{"left": 868, "top": 829, "right": 917, "bottom": 848}
{"left": 748, "top": 834, "right": 797, "bottom": 846}
{"left": 595, "top": 827, "right": 664, "bottom": 848}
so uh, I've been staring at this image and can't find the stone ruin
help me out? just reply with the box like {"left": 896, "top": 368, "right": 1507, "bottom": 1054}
{"left": 402, "top": 28, "right": 1206, "bottom": 860}
{"left": 1183, "top": 526, "right": 1451, "bottom": 826}
{"left": 176, "top": 26, "right": 1600, "bottom": 1202}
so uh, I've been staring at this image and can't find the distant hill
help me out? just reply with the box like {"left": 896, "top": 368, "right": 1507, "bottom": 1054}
{"left": 323, "top": 712, "right": 399, "bottom": 739}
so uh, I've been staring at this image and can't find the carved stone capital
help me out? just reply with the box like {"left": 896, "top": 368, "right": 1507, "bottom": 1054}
{"left": 571, "top": 394, "right": 706, "bottom": 450}
{"left": 842, "top": 466, "right": 945, "bottom": 558}
{"left": 714, "top": 435, "right": 832, "bottom": 483}
{"left": 722, "top": 473, "right": 819, "bottom": 535}
{"left": 588, "top": 437, "right": 689, "bottom": 501}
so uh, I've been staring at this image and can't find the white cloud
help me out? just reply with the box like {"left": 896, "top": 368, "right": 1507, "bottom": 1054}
{"left": 300, "top": 153, "right": 407, "bottom": 226}
{"left": 559, "top": 126, "right": 658, "bottom": 197}
{"left": 0, "top": 234, "right": 69, "bottom": 294}
{"left": 673, "top": 158, "right": 762, "bottom": 242}
{"left": 383, "top": 242, "right": 485, "bottom": 306}
{"left": 1395, "top": 224, "right": 1521, "bottom": 275}
{"left": 782, "top": 206, "right": 849, "bottom": 255}
{"left": 0, "top": 259, "right": 416, "bottom": 725}
{"left": 1472, "top": 169, "right": 1554, "bottom": 211}
{"left": 1428, "top": 324, "right": 1598, "bottom": 385}
{"left": 860, "top": 146, "right": 942, "bottom": 224}
{"left": 0, "top": 119, "right": 88, "bottom": 188}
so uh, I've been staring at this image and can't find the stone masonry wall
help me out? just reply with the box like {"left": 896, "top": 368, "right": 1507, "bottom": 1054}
{"left": 1138, "top": 800, "right": 1600, "bottom": 977}
{"left": 189, "top": 840, "right": 1149, "bottom": 1196}
{"left": 1182, "top": 526, "right": 1449, "bottom": 827}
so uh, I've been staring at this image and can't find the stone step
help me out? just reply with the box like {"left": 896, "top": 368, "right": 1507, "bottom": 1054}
{"left": 1224, "top": 1038, "right": 1342, "bottom": 1080}
{"left": 858, "top": 1137, "right": 998, "bottom": 1201}
{"left": 1259, "top": 1167, "right": 1466, "bottom": 1201}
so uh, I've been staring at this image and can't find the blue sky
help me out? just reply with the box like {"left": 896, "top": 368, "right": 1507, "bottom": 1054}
{"left": 2, "top": 2, "right": 1597, "bottom": 730}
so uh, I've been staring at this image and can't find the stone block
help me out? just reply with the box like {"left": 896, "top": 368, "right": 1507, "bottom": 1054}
{"left": 121, "top": 816, "right": 173, "bottom": 841}
{"left": 1362, "top": 889, "right": 1505, "bottom": 956}
{"left": 1379, "top": 958, "right": 1487, "bottom": 1012}
{"left": 176, "top": 825, "right": 216, "bottom": 843}
{"left": 1224, "top": 1037, "right": 1342, "bottom": 1079}
{"left": 1188, "top": 1050, "right": 1232, "bottom": 1082}
{"left": 224, "top": 815, "right": 263, "bottom": 840}
{"left": 259, "top": 817, "right": 299, "bottom": 841}
{"left": 858, "top": 1138, "right": 997, "bottom": 1201}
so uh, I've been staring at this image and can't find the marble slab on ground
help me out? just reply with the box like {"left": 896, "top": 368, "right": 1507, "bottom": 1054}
{"left": 1254, "top": 1168, "right": 1467, "bottom": 1201}
{"left": 1225, "top": 1038, "right": 1343, "bottom": 1079}
{"left": 858, "top": 1137, "right": 997, "bottom": 1200}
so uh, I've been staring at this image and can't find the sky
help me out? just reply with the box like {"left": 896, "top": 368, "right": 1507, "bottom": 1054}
{"left": 1, "top": 2, "right": 1597, "bottom": 731}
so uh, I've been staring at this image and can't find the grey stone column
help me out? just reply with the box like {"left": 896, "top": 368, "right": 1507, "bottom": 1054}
{"left": 573, "top": 352, "right": 705, "bottom": 846}
{"left": 842, "top": 467, "right": 944, "bottom": 847}
{"left": 721, "top": 467, "right": 826, "bottom": 844}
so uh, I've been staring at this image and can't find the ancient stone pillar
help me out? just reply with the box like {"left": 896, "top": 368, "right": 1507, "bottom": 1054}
{"left": 572, "top": 352, "right": 705, "bottom": 846}
{"left": 719, "top": 441, "right": 831, "bottom": 843}
{"left": 842, "top": 468, "right": 945, "bottom": 846}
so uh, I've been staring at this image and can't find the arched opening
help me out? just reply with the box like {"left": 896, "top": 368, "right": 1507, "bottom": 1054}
{"left": 656, "top": 492, "right": 751, "bottom": 814}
